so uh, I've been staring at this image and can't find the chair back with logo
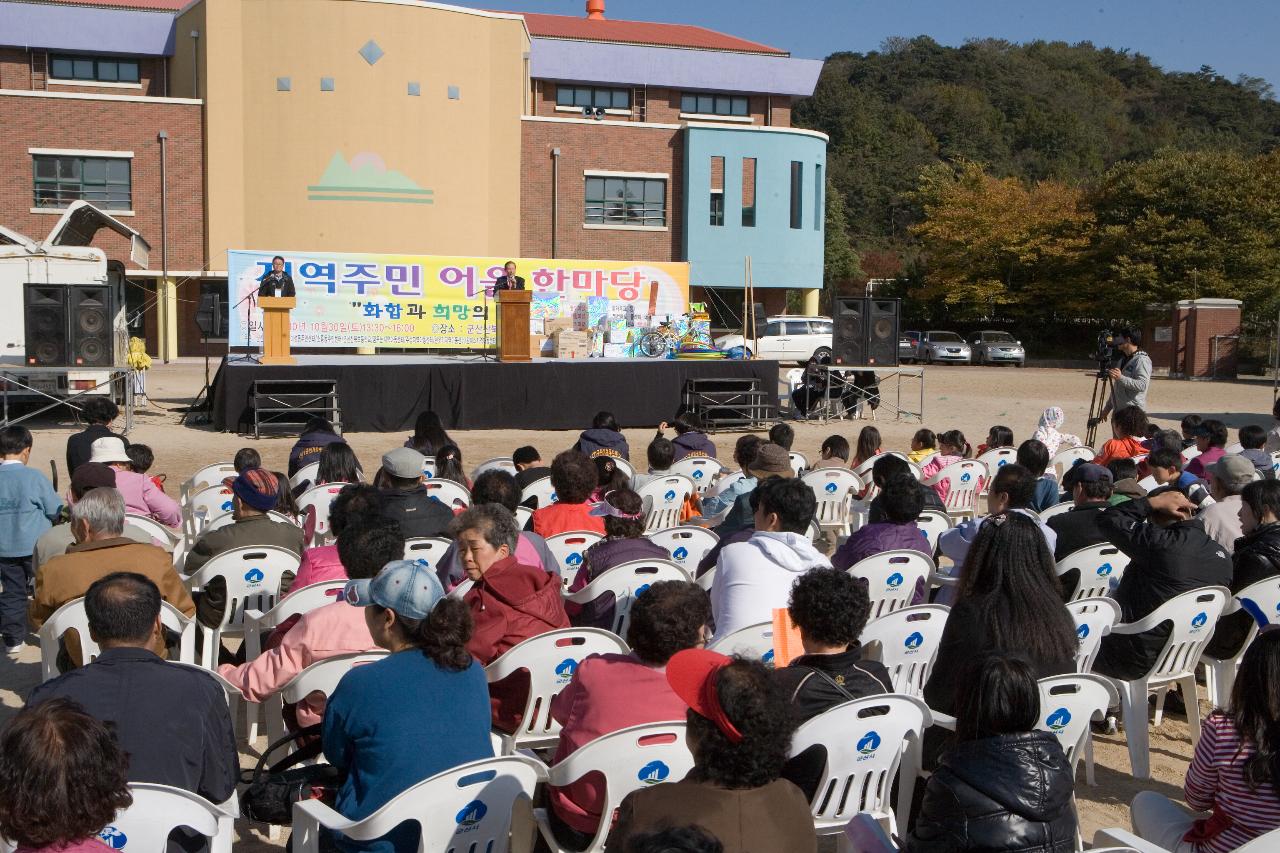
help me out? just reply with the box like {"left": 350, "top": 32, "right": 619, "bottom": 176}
{"left": 801, "top": 468, "right": 863, "bottom": 536}
{"left": 185, "top": 485, "right": 235, "bottom": 538}
{"left": 1202, "top": 577, "right": 1280, "bottom": 705}
{"left": 635, "top": 475, "right": 696, "bottom": 533}
{"left": 521, "top": 476, "right": 558, "bottom": 510}
{"left": 1057, "top": 543, "right": 1130, "bottom": 601}
{"left": 563, "top": 559, "right": 691, "bottom": 637}
{"left": 296, "top": 483, "right": 347, "bottom": 547}
{"left": 545, "top": 531, "right": 604, "bottom": 589}
{"left": 424, "top": 479, "right": 471, "bottom": 512}
{"left": 707, "top": 621, "right": 776, "bottom": 664}
{"left": 1051, "top": 446, "right": 1095, "bottom": 480}
{"left": 914, "top": 510, "right": 952, "bottom": 557}
{"left": 39, "top": 598, "right": 195, "bottom": 682}
{"left": 860, "top": 605, "right": 950, "bottom": 697}
{"left": 1037, "top": 674, "right": 1117, "bottom": 783}
{"left": 289, "top": 462, "right": 321, "bottom": 491}
{"left": 185, "top": 546, "right": 300, "bottom": 667}
{"left": 847, "top": 550, "right": 934, "bottom": 619}
{"left": 669, "top": 457, "right": 724, "bottom": 495}
{"left": 922, "top": 460, "right": 986, "bottom": 518}
{"left": 647, "top": 526, "right": 719, "bottom": 576}
{"left": 125, "top": 513, "right": 180, "bottom": 547}
{"left": 402, "top": 536, "right": 453, "bottom": 572}
{"left": 1066, "top": 597, "right": 1122, "bottom": 673}
{"left": 91, "top": 783, "right": 232, "bottom": 853}
{"left": 182, "top": 463, "right": 237, "bottom": 504}
{"left": 242, "top": 580, "right": 347, "bottom": 661}
{"left": 472, "top": 457, "right": 517, "bottom": 481}
{"left": 976, "top": 448, "right": 1018, "bottom": 490}
{"left": 789, "top": 451, "right": 810, "bottom": 477}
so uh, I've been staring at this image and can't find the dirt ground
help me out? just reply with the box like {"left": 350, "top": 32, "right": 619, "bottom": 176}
{"left": 1, "top": 358, "right": 1273, "bottom": 848}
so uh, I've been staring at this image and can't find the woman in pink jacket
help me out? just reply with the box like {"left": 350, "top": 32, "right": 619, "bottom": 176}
{"left": 290, "top": 483, "right": 384, "bottom": 592}
{"left": 89, "top": 437, "right": 180, "bottom": 528}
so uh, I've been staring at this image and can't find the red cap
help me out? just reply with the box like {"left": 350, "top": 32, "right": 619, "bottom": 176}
{"left": 665, "top": 648, "right": 742, "bottom": 744}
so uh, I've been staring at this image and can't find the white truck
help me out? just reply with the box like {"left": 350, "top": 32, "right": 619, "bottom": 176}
{"left": 0, "top": 201, "right": 149, "bottom": 408}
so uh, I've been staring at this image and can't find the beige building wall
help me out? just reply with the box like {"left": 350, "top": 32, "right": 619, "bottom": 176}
{"left": 174, "top": 0, "right": 529, "bottom": 266}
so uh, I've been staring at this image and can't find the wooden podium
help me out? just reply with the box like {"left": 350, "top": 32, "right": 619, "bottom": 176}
{"left": 258, "top": 296, "right": 297, "bottom": 365}
{"left": 496, "top": 290, "right": 531, "bottom": 363}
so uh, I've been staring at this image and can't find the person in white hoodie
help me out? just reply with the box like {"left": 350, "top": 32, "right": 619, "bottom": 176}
{"left": 710, "top": 476, "right": 829, "bottom": 643}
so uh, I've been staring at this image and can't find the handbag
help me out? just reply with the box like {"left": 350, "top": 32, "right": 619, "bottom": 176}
{"left": 240, "top": 725, "right": 346, "bottom": 825}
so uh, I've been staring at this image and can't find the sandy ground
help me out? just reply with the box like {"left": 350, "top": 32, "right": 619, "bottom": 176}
{"left": 0, "top": 358, "right": 1273, "bottom": 849}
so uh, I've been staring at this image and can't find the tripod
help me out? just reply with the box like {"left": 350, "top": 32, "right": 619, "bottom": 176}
{"left": 226, "top": 284, "right": 262, "bottom": 365}
{"left": 1085, "top": 367, "right": 1113, "bottom": 446}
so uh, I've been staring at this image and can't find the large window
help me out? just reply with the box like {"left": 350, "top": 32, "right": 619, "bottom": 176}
{"left": 741, "top": 158, "right": 757, "bottom": 227}
{"left": 557, "top": 85, "right": 630, "bottom": 110}
{"left": 50, "top": 54, "right": 140, "bottom": 84}
{"left": 789, "top": 161, "right": 803, "bottom": 230}
{"left": 681, "top": 92, "right": 749, "bottom": 117}
{"left": 584, "top": 175, "right": 666, "bottom": 227}
{"left": 32, "top": 155, "right": 131, "bottom": 210}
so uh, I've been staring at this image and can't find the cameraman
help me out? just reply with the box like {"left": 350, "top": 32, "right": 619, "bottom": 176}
{"left": 1101, "top": 327, "right": 1152, "bottom": 417}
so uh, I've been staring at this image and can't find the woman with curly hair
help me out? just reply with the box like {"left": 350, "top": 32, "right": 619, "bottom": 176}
{"left": 566, "top": 488, "right": 671, "bottom": 629}
{"left": 548, "top": 581, "right": 712, "bottom": 847}
{"left": 606, "top": 651, "right": 817, "bottom": 853}
{"left": 531, "top": 450, "right": 606, "bottom": 537}
{"left": 0, "top": 698, "right": 133, "bottom": 853}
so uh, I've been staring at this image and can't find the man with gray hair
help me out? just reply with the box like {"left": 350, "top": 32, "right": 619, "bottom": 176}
{"left": 29, "top": 488, "right": 194, "bottom": 667}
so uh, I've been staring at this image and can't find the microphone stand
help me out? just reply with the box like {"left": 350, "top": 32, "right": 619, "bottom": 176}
{"left": 226, "top": 281, "right": 264, "bottom": 364}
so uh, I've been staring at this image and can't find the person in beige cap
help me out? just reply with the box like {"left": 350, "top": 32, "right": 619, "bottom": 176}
{"left": 89, "top": 437, "right": 180, "bottom": 529}
{"left": 712, "top": 442, "right": 794, "bottom": 538}
{"left": 376, "top": 447, "right": 453, "bottom": 539}
{"left": 1199, "top": 454, "right": 1257, "bottom": 553}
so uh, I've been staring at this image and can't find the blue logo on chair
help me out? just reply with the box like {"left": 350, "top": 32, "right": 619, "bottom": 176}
{"left": 825, "top": 482, "right": 838, "bottom": 493}
{"left": 762, "top": 649, "right": 775, "bottom": 665}
{"left": 555, "top": 658, "right": 578, "bottom": 683}
{"left": 98, "top": 828, "right": 127, "bottom": 850}
{"left": 857, "top": 731, "right": 882, "bottom": 755}
{"left": 244, "top": 568, "right": 265, "bottom": 584}
{"left": 566, "top": 552, "right": 583, "bottom": 566}
{"left": 638, "top": 760, "right": 670, "bottom": 784}
{"left": 693, "top": 470, "right": 705, "bottom": 480}
{"left": 1077, "top": 624, "right": 1090, "bottom": 640}
{"left": 550, "top": 492, "right": 558, "bottom": 502}
{"left": 455, "top": 800, "right": 487, "bottom": 829}
{"left": 635, "top": 584, "right": 651, "bottom": 597}
{"left": 1046, "top": 708, "right": 1071, "bottom": 731}
{"left": 673, "top": 547, "right": 689, "bottom": 561}
{"left": 886, "top": 572, "right": 904, "bottom": 588}
{"left": 997, "top": 459, "right": 1008, "bottom": 467}
{"left": 960, "top": 472, "right": 972, "bottom": 483}
{"left": 1191, "top": 611, "right": 1208, "bottom": 630}
{"left": 220, "top": 500, "right": 233, "bottom": 512}
{"left": 904, "top": 632, "right": 924, "bottom": 651}
{"left": 664, "top": 489, "right": 677, "bottom": 502}
{"left": 1096, "top": 563, "right": 1113, "bottom": 576}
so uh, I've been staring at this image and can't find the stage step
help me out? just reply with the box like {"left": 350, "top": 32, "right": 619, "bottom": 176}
{"left": 251, "top": 379, "right": 342, "bottom": 439}
{"left": 682, "top": 377, "right": 775, "bottom": 432}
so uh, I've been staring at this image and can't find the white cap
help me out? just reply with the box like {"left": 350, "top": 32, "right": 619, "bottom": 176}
{"left": 88, "top": 436, "right": 130, "bottom": 465}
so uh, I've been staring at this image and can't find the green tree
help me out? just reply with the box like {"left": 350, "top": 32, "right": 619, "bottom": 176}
{"left": 823, "top": 178, "right": 862, "bottom": 289}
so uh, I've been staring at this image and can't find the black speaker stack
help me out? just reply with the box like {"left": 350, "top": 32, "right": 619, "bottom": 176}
{"left": 24, "top": 284, "right": 115, "bottom": 367}
{"left": 831, "top": 296, "right": 900, "bottom": 367}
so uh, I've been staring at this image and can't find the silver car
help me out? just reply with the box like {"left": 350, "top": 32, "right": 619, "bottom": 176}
{"left": 917, "top": 331, "right": 971, "bottom": 364}
{"left": 972, "top": 330, "right": 1026, "bottom": 367}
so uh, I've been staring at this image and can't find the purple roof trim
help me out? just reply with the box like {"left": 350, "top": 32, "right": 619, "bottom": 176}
{"left": 530, "top": 38, "right": 822, "bottom": 97}
{"left": 0, "top": 1, "right": 176, "bottom": 56}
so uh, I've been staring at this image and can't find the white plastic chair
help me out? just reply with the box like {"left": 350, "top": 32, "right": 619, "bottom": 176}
{"left": 1271, "top": 451, "right": 1280, "bottom": 476}
{"left": 611, "top": 457, "right": 636, "bottom": 480}
{"left": 914, "top": 509, "right": 952, "bottom": 556}
{"left": 668, "top": 456, "right": 724, "bottom": 495}
{"left": 184, "top": 484, "right": 235, "bottom": 538}
{"left": 185, "top": 545, "right": 301, "bottom": 668}
{"left": 521, "top": 475, "right": 558, "bottom": 509}
{"left": 533, "top": 723, "right": 694, "bottom": 853}
{"left": 1037, "top": 673, "right": 1118, "bottom": 787}
{"left": 293, "top": 756, "right": 546, "bottom": 853}
{"left": 789, "top": 694, "right": 931, "bottom": 840}
{"left": 648, "top": 526, "right": 718, "bottom": 576}
{"left": 1067, "top": 596, "right": 1122, "bottom": 674}
{"left": 472, "top": 457, "right": 517, "bottom": 480}
{"left": 1056, "top": 542, "right": 1130, "bottom": 601}
{"left": 182, "top": 462, "right": 237, "bottom": 505}
{"left": 976, "top": 447, "right": 1018, "bottom": 492}
{"left": 289, "top": 461, "right": 321, "bottom": 491}
{"left": 1101, "top": 586, "right": 1231, "bottom": 779}
{"left": 485, "top": 627, "right": 630, "bottom": 753}
{"left": 295, "top": 483, "right": 347, "bottom": 547}
{"left": 695, "top": 566, "right": 715, "bottom": 592}
{"left": 635, "top": 474, "right": 695, "bottom": 533}
{"left": 242, "top": 579, "right": 347, "bottom": 662}
{"left": 707, "top": 621, "right": 776, "bottom": 663}
{"left": 39, "top": 598, "right": 196, "bottom": 682}
{"left": 545, "top": 531, "right": 604, "bottom": 589}
{"left": 95, "top": 783, "right": 235, "bottom": 853}
{"left": 1095, "top": 826, "right": 1280, "bottom": 853}
{"left": 421, "top": 457, "right": 437, "bottom": 479}
{"left": 1201, "top": 576, "right": 1280, "bottom": 706}
{"left": 124, "top": 513, "right": 181, "bottom": 546}
{"left": 860, "top": 605, "right": 950, "bottom": 697}
{"left": 801, "top": 468, "right": 863, "bottom": 537}
{"left": 1052, "top": 445, "right": 1095, "bottom": 479}
{"left": 847, "top": 550, "right": 934, "bottom": 619}
{"left": 515, "top": 505, "right": 533, "bottom": 529}
{"left": 1182, "top": 446, "right": 1202, "bottom": 465}
{"left": 922, "top": 460, "right": 986, "bottom": 519}
{"left": 262, "top": 651, "right": 388, "bottom": 751}
{"left": 424, "top": 478, "right": 471, "bottom": 511}
{"left": 707, "top": 470, "right": 744, "bottom": 498}
{"left": 1039, "top": 501, "right": 1075, "bottom": 521}
{"left": 563, "top": 559, "right": 691, "bottom": 636}
{"left": 788, "top": 451, "right": 809, "bottom": 477}
{"left": 403, "top": 536, "right": 453, "bottom": 571}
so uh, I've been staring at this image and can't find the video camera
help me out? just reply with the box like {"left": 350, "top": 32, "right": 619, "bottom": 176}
{"left": 1093, "top": 329, "right": 1123, "bottom": 376}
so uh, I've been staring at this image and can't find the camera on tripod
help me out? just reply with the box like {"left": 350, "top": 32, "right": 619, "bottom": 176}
{"left": 1093, "top": 329, "right": 1123, "bottom": 378}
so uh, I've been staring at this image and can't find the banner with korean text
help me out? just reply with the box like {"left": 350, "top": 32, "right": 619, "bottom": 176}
{"left": 226, "top": 250, "right": 691, "bottom": 349}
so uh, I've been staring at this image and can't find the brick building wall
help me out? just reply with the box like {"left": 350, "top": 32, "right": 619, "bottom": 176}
{"left": 1173, "top": 300, "right": 1242, "bottom": 379}
{"left": 0, "top": 48, "right": 167, "bottom": 97}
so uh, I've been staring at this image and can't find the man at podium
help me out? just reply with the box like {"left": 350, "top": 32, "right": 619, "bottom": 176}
{"left": 493, "top": 260, "right": 525, "bottom": 291}
{"left": 259, "top": 255, "right": 296, "bottom": 297}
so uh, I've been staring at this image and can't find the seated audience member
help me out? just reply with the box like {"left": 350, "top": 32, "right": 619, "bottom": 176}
{"left": 697, "top": 435, "right": 761, "bottom": 522}
{"left": 376, "top": 447, "right": 453, "bottom": 539}
{"left": 714, "top": 442, "right": 792, "bottom": 538}
{"left": 1107, "top": 457, "right": 1147, "bottom": 503}
{"left": 710, "top": 476, "right": 827, "bottom": 643}
{"left": 976, "top": 425, "right": 1014, "bottom": 456}
{"left": 938, "top": 464, "right": 1057, "bottom": 571}
{"left": 512, "top": 445, "right": 551, "bottom": 491}
{"left": 437, "top": 470, "right": 558, "bottom": 589}
{"left": 768, "top": 422, "right": 795, "bottom": 452}
{"left": 1148, "top": 447, "right": 1213, "bottom": 507}
{"left": 606, "top": 651, "right": 817, "bottom": 853}
{"left": 1096, "top": 405, "right": 1149, "bottom": 467}
{"left": 626, "top": 827, "right": 724, "bottom": 853}
{"left": 64, "top": 396, "right": 126, "bottom": 475}
{"left": 28, "top": 573, "right": 236, "bottom": 803}
{"left": 0, "top": 426, "right": 63, "bottom": 654}
{"left": 575, "top": 411, "right": 630, "bottom": 460}
{"left": 1093, "top": 491, "right": 1233, "bottom": 682}
{"left": 1239, "top": 424, "right": 1275, "bottom": 480}
{"left": 1187, "top": 418, "right": 1230, "bottom": 480}
{"left": 124, "top": 444, "right": 164, "bottom": 492}
{"left": 867, "top": 454, "right": 945, "bottom": 524}
{"left": 1200, "top": 455, "right": 1254, "bottom": 552}
{"left": 324, "top": 560, "right": 493, "bottom": 853}
{"left": 294, "top": 441, "right": 362, "bottom": 495}
{"left": 660, "top": 412, "right": 716, "bottom": 461}
{"left": 434, "top": 443, "right": 471, "bottom": 490}
{"left": 270, "top": 470, "right": 301, "bottom": 519}
{"left": 1182, "top": 414, "right": 1204, "bottom": 450}
{"left": 548, "top": 582, "right": 712, "bottom": 846}
{"left": 220, "top": 521, "right": 404, "bottom": 730}
{"left": 1047, "top": 463, "right": 1114, "bottom": 571}
{"left": 89, "top": 436, "right": 180, "bottom": 528}
{"left": 1203, "top": 480, "right": 1280, "bottom": 663}
{"left": 288, "top": 416, "right": 346, "bottom": 477}
{"left": 233, "top": 446, "right": 262, "bottom": 473}
{"left": 35, "top": 464, "right": 160, "bottom": 570}
{"left": 1131, "top": 628, "right": 1280, "bottom": 853}
{"left": 0, "top": 698, "right": 133, "bottom": 853}
{"left": 812, "top": 435, "right": 850, "bottom": 470}
{"left": 906, "top": 655, "right": 1077, "bottom": 852}
{"left": 832, "top": 476, "right": 926, "bottom": 570}
{"left": 30, "top": 488, "right": 194, "bottom": 666}
{"left": 568, "top": 489, "right": 670, "bottom": 629}
{"left": 291, "top": 483, "right": 383, "bottom": 590}
{"left": 1018, "top": 439, "right": 1058, "bottom": 512}
{"left": 1033, "top": 406, "right": 1082, "bottom": 457}
{"left": 631, "top": 436, "right": 675, "bottom": 492}
{"left": 907, "top": 428, "right": 938, "bottom": 465}
{"left": 404, "top": 410, "right": 454, "bottom": 457}
{"left": 590, "top": 455, "right": 629, "bottom": 502}
{"left": 850, "top": 425, "right": 882, "bottom": 470}
{"left": 531, "top": 451, "right": 606, "bottom": 536}
{"left": 1267, "top": 400, "right": 1280, "bottom": 455}
{"left": 923, "top": 513, "right": 1077, "bottom": 765}
{"left": 921, "top": 429, "right": 970, "bottom": 500}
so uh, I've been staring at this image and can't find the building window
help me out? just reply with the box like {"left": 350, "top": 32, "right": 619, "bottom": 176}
{"left": 584, "top": 175, "right": 666, "bottom": 227}
{"left": 681, "top": 92, "right": 749, "bottom": 117}
{"left": 557, "top": 85, "right": 630, "bottom": 110}
{"left": 710, "top": 156, "right": 724, "bottom": 227}
{"left": 790, "top": 161, "right": 803, "bottom": 230}
{"left": 814, "top": 164, "right": 823, "bottom": 231}
{"left": 742, "top": 158, "right": 756, "bottom": 227}
{"left": 50, "top": 54, "right": 140, "bottom": 84}
{"left": 32, "top": 155, "right": 131, "bottom": 210}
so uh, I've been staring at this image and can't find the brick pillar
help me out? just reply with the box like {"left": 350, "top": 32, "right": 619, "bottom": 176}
{"left": 1177, "top": 298, "right": 1242, "bottom": 380}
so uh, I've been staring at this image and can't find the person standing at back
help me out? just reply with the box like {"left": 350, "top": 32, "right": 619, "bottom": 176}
{"left": 65, "top": 397, "right": 126, "bottom": 476}
{"left": 0, "top": 426, "right": 62, "bottom": 656}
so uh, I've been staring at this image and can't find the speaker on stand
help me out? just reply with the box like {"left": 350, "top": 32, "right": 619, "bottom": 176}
{"left": 69, "top": 286, "right": 112, "bottom": 366}
{"left": 865, "top": 298, "right": 900, "bottom": 366}
{"left": 183, "top": 291, "right": 223, "bottom": 425}
{"left": 24, "top": 285, "right": 68, "bottom": 366}
{"left": 832, "top": 296, "right": 900, "bottom": 367}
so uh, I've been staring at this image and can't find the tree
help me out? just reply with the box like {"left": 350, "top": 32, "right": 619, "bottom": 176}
{"left": 823, "top": 177, "right": 861, "bottom": 289}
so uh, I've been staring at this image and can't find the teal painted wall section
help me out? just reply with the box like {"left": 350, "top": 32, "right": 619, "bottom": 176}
{"left": 683, "top": 126, "right": 826, "bottom": 290}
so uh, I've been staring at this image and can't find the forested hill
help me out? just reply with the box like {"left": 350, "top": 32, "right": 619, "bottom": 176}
{"left": 795, "top": 36, "right": 1280, "bottom": 241}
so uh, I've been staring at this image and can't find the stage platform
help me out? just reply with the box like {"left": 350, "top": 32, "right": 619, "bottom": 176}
{"left": 210, "top": 354, "right": 781, "bottom": 433}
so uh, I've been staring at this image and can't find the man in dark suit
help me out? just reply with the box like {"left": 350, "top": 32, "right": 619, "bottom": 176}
{"left": 493, "top": 260, "right": 525, "bottom": 291}
{"left": 258, "top": 255, "right": 296, "bottom": 297}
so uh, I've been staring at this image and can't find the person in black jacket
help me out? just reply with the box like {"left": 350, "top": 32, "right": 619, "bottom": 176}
{"left": 1093, "top": 491, "right": 1233, "bottom": 682}
{"left": 867, "top": 454, "right": 945, "bottom": 524}
{"left": 65, "top": 396, "right": 128, "bottom": 476}
{"left": 377, "top": 447, "right": 454, "bottom": 540}
{"left": 1047, "top": 462, "right": 1114, "bottom": 596}
{"left": 574, "top": 411, "right": 630, "bottom": 460}
{"left": 258, "top": 255, "right": 296, "bottom": 297}
{"left": 1204, "top": 479, "right": 1280, "bottom": 661}
{"left": 657, "top": 412, "right": 717, "bottom": 462}
{"left": 905, "top": 654, "right": 1077, "bottom": 853}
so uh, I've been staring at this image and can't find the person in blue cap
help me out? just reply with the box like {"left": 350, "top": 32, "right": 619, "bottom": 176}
{"left": 316, "top": 560, "right": 493, "bottom": 853}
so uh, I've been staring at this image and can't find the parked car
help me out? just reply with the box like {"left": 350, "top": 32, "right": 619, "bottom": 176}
{"left": 916, "top": 331, "right": 972, "bottom": 364}
{"left": 899, "top": 330, "right": 922, "bottom": 364}
{"left": 971, "top": 330, "right": 1026, "bottom": 366}
{"left": 714, "top": 316, "right": 833, "bottom": 365}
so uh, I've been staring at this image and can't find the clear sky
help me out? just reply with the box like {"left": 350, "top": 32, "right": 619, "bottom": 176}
{"left": 460, "top": 0, "right": 1278, "bottom": 90}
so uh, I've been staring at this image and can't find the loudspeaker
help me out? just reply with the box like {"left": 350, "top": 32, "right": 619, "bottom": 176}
{"left": 866, "top": 298, "right": 900, "bottom": 366}
{"left": 24, "top": 285, "right": 67, "bottom": 366}
{"left": 832, "top": 296, "right": 900, "bottom": 367}
{"left": 23, "top": 284, "right": 115, "bottom": 367}
{"left": 69, "top": 286, "right": 112, "bottom": 366}
{"left": 195, "top": 291, "right": 223, "bottom": 338}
